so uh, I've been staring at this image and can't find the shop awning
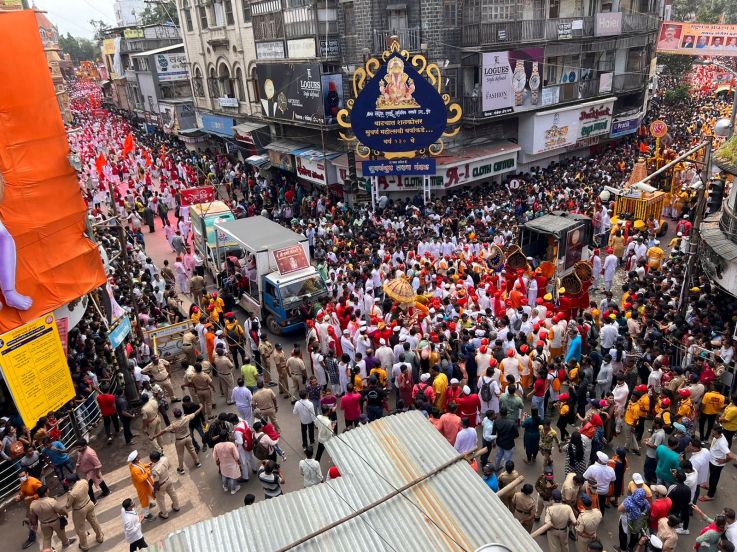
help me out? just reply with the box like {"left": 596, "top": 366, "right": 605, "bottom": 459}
{"left": 264, "top": 139, "right": 310, "bottom": 154}
{"left": 245, "top": 154, "right": 271, "bottom": 168}
{"left": 292, "top": 147, "right": 342, "bottom": 161}
{"left": 130, "top": 43, "right": 184, "bottom": 57}
{"left": 179, "top": 127, "right": 204, "bottom": 136}
{"left": 435, "top": 141, "right": 521, "bottom": 168}
{"left": 233, "top": 122, "right": 268, "bottom": 135}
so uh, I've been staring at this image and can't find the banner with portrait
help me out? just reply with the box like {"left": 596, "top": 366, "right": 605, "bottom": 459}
{"left": 657, "top": 21, "right": 737, "bottom": 56}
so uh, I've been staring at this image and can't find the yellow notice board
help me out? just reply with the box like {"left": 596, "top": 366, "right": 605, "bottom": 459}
{"left": 0, "top": 314, "right": 75, "bottom": 427}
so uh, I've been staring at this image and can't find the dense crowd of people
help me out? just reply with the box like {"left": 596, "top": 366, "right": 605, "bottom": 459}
{"left": 4, "top": 66, "right": 737, "bottom": 552}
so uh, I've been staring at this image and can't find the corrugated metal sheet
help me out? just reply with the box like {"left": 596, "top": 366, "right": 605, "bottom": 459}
{"left": 152, "top": 411, "right": 542, "bottom": 552}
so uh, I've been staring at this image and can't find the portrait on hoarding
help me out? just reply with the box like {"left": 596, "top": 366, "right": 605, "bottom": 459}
{"left": 696, "top": 36, "right": 708, "bottom": 48}
{"left": 658, "top": 24, "right": 682, "bottom": 49}
{"left": 0, "top": 174, "right": 32, "bottom": 312}
{"left": 711, "top": 36, "right": 724, "bottom": 48}
{"left": 681, "top": 35, "right": 695, "bottom": 48}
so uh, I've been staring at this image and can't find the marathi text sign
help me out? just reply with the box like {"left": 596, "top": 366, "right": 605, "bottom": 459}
{"left": 108, "top": 316, "right": 131, "bottom": 348}
{"left": 657, "top": 21, "right": 737, "bottom": 56}
{"left": 180, "top": 186, "right": 215, "bottom": 206}
{"left": 155, "top": 53, "right": 188, "bottom": 82}
{"left": 362, "top": 159, "right": 436, "bottom": 177}
{"left": 273, "top": 244, "right": 310, "bottom": 276}
{"left": 0, "top": 314, "right": 75, "bottom": 426}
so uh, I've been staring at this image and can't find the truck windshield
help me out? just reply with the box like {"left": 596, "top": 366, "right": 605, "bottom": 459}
{"left": 280, "top": 275, "right": 326, "bottom": 303}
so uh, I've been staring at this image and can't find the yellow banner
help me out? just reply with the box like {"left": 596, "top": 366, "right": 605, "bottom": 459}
{"left": 124, "top": 28, "right": 144, "bottom": 39}
{"left": 102, "top": 39, "right": 116, "bottom": 56}
{"left": 0, "top": 314, "right": 75, "bottom": 427}
{"left": 657, "top": 21, "right": 737, "bottom": 56}
{"left": 0, "top": 0, "right": 23, "bottom": 10}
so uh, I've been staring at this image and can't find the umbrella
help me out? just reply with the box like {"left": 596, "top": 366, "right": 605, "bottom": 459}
{"left": 383, "top": 277, "right": 416, "bottom": 304}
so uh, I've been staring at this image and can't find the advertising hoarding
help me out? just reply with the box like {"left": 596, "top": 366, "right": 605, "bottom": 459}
{"left": 362, "top": 159, "right": 436, "bottom": 177}
{"left": 256, "top": 41, "right": 285, "bottom": 60}
{"left": 657, "top": 21, "right": 737, "bottom": 56}
{"left": 155, "top": 52, "right": 188, "bottom": 82}
{"left": 528, "top": 99, "right": 614, "bottom": 155}
{"left": 595, "top": 12, "right": 623, "bottom": 36}
{"left": 482, "top": 48, "right": 544, "bottom": 117}
{"left": 257, "top": 62, "right": 332, "bottom": 124}
{"left": 611, "top": 114, "right": 642, "bottom": 138}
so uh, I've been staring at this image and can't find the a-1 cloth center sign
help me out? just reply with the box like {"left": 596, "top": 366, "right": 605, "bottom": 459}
{"left": 348, "top": 53, "right": 448, "bottom": 153}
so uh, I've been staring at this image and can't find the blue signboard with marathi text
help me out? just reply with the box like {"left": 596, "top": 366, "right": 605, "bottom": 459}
{"left": 362, "top": 159, "right": 436, "bottom": 177}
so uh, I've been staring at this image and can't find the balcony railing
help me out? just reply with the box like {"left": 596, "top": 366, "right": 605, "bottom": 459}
{"left": 206, "top": 26, "right": 229, "bottom": 46}
{"left": 373, "top": 28, "right": 421, "bottom": 52}
{"left": 462, "top": 12, "right": 656, "bottom": 47}
{"left": 613, "top": 72, "right": 646, "bottom": 92}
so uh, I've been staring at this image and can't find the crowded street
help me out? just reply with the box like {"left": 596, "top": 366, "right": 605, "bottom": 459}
{"left": 2, "top": 3, "right": 737, "bottom": 552}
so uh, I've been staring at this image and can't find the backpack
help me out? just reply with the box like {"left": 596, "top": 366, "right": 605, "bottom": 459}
{"left": 480, "top": 379, "right": 493, "bottom": 402}
{"left": 234, "top": 423, "right": 253, "bottom": 452}
{"left": 416, "top": 384, "right": 430, "bottom": 403}
{"left": 252, "top": 434, "right": 270, "bottom": 460}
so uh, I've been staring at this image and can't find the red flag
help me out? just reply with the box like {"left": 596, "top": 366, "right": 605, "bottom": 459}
{"left": 122, "top": 132, "right": 134, "bottom": 157}
{"left": 95, "top": 153, "right": 106, "bottom": 178}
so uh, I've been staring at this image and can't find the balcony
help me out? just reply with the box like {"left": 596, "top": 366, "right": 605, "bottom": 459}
{"left": 613, "top": 73, "right": 646, "bottom": 93}
{"left": 462, "top": 13, "right": 657, "bottom": 47}
{"left": 373, "top": 28, "right": 421, "bottom": 53}
{"left": 205, "top": 26, "right": 229, "bottom": 48}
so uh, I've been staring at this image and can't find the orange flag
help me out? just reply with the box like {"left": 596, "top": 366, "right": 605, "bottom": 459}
{"left": 122, "top": 132, "right": 134, "bottom": 157}
{"left": 95, "top": 152, "right": 106, "bottom": 178}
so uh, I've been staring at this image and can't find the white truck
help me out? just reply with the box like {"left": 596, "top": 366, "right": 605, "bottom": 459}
{"left": 214, "top": 216, "right": 327, "bottom": 335}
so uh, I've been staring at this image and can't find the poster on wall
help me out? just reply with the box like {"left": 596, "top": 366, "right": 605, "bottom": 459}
{"left": 257, "top": 63, "right": 336, "bottom": 124}
{"left": 481, "top": 48, "right": 544, "bottom": 117}
{"left": 656, "top": 21, "right": 737, "bottom": 56}
{"left": 321, "top": 74, "right": 343, "bottom": 125}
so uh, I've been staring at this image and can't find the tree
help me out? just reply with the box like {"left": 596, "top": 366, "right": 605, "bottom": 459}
{"left": 664, "top": 84, "right": 691, "bottom": 105}
{"left": 140, "top": 0, "right": 179, "bottom": 26}
{"left": 90, "top": 19, "right": 111, "bottom": 41}
{"left": 59, "top": 33, "right": 100, "bottom": 63}
{"left": 659, "top": 54, "right": 693, "bottom": 78}
{"left": 671, "top": 0, "right": 737, "bottom": 23}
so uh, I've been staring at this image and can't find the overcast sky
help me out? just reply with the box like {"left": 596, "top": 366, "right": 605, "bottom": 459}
{"left": 33, "top": 0, "right": 116, "bottom": 39}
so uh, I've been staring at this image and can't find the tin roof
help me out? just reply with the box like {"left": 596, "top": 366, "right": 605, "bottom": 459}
{"left": 152, "top": 411, "right": 542, "bottom": 552}
{"left": 524, "top": 213, "right": 586, "bottom": 234}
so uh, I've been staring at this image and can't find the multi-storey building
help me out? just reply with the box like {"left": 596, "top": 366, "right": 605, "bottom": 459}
{"left": 34, "top": 7, "right": 72, "bottom": 123}
{"left": 176, "top": 0, "right": 661, "bottom": 197}
{"left": 114, "top": 0, "right": 148, "bottom": 27}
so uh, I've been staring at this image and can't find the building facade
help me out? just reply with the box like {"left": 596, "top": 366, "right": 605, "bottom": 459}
{"left": 114, "top": 0, "right": 148, "bottom": 27}
{"left": 34, "top": 7, "right": 72, "bottom": 123}
{"left": 173, "top": 0, "right": 661, "bottom": 197}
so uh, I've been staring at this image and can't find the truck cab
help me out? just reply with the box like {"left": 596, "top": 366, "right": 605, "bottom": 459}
{"left": 189, "top": 201, "right": 237, "bottom": 277}
{"left": 519, "top": 212, "right": 593, "bottom": 277}
{"left": 214, "top": 216, "right": 327, "bottom": 335}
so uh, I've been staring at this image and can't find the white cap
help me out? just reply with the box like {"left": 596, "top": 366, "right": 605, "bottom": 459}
{"left": 677, "top": 232, "right": 683, "bottom": 237}
{"left": 392, "top": 326, "right": 400, "bottom": 332}
{"left": 127, "top": 450, "right": 139, "bottom": 462}
{"left": 475, "top": 329, "right": 485, "bottom": 337}
{"left": 379, "top": 338, "right": 386, "bottom": 345}
{"left": 684, "top": 214, "right": 689, "bottom": 219}
{"left": 342, "top": 329, "right": 350, "bottom": 335}
{"left": 450, "top": 378, "right": 460, "bottom": 384}
{"left": 632, "top": 473, "right": 644, "bottom": 484}
{"left": 399, "top": 335, "right": 407, "bottom": 342}
{"left": 463, "top": 385, "right": 471, "bottom": 394}
{"left": 649, "top": 535, "right": 663, "bottom": 548}
{"left": 596, "top": 451, "right": 608, "bottom": 463}
{"left": 420, "top": 373, "right": 430, "bottom": 382}
{"left": 374, "top": 297, "right": 380, "bottom": 302}
{"left": 216, "top": 330, "right": 223, "bottom": 335}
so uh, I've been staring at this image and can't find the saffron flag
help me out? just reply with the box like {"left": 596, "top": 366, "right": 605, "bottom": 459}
{"left": 122, "top": 132, "right": 135, "bottom": 157}
{"left": 95, "top": 153, "right": 106, "bottom": 178}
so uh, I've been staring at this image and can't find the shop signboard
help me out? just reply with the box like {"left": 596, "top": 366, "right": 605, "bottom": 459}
{"left": 201, "top": 113, "right": 235, "bottom": 137}
{"left": 558, "top": 22, "right": 573, "bottom": 39}
{"left": 256, "top": 40, "right": 285, "bottom": 60}
{"left": 124, "top": 28, "right": 144, "bottom": 39}
{"left": 611, "top": 114, "right": 642, "bottom": 138}
{"left": 257, "top": 62, "right": 332, "bottom": 124}
{"left": 155, "top": 52, "right": 188, "bottom": 82}
{"left": 319, "top": 39, "right": 340, "bottom": 57}
{"left": 657, "top": 21, "right": 737, "bottom": 56}
{"left": 287, "top": 38, "right": 316, "bottom": 59}
{"left": 218, "top": 97, "right": 239, "bottom": 107}
{"left": 0, "top": 315, "right": 76, "bottom": 426}
{"left": 180, "top": 186, "right": 216, "bottom": 206}
{"left": 295, "top": 155, "right": 338, "bottom": 185}
{"left": 481, "top": 49, "right": 545, "bottom": 117}
{"left": 362, "top": 159, "right": 436, "bottom": 177}
{"left": 578, "top": 101, "right": 614, "bottom": 140}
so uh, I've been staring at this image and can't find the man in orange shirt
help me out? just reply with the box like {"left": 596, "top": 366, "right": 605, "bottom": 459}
{"left": 438, "top": 402, "right": 463, "bottom": 445}
{"left": 16, "top": 469, "right": 42, "bottom": 549}
{"left": 700, "top": 384, "right": 726, "bottom": 439}
{"left": 127, "top": 450, "right": 155, "bottom": 520}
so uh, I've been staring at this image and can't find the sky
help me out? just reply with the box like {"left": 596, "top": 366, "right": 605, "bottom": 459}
{"left": 33, "top": 0, "right": 116, "bottom": 39}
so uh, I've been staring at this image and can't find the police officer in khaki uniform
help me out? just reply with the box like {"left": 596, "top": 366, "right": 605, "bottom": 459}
{"left": 258, "top": 334, "right": 275, "bottom": 386}
{"left": 142, "top": 355, "right": 179, "bottom": 402}
{"left": 181, "top": 363, "right": 216, "bottom": 418}
{"left": 182, "top": 331, "right": 198, "bottom": 366}
{"left": 213, "top": 348, "right": 236, "bottom": 400}
{"left": 149, "top": 450, "right": 180, "bottom": 519}
{"left": 252, "top": 379, "right": 281, "bottom": 433}
{"left": 153, "top": 404, "right": 202, "bottom": 473}
{"left": 511, "top": 483, "right": 536, "bottom": 533}
{"left": 65, "top": 474, "right": 103, "bottom": 550}
{"left": 561, "top": 472, "right": 585, "bottom": 512}
{"left": 273, "top": 343, "right": 290, "bottom": 398}
{"left": 29, "top": 485, "right": 75, "bottom": 550}
{"left": 544, "top": 489, "right": 577, "bottom": 552}
{"left": 497, "top": 460, "right": 521, "bottom": 511}
{"left": 140, "top": 394, "right": 164, "bottom": 453}
{"left": 575, "top": 494, "right": 602, "bottom": 552}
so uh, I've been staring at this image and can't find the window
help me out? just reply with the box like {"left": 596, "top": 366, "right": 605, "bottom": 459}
{"left": 218, "top": 63, "right": 234, "bottom": 97}
{"left": 343, "top": 3, "right": 355, "bottom": 35}
{"left": 241, "top": 0, "right": 252, "bottom": 22}
{"left": 225, "top": 0, "right": 235, "bottom": 25}
{"left": 548, "top": 0, "right": 559, "bottom": 18}
{"left": 443, "top": 0, "right": 458, "bottom": 27}
{"left": 249, "top": 66, "right": 259, "bottom": 102}
{"left": 480, "top": 0, "right": 518, "bottom": 22}
{"left": 199, "top": 6, "right": 208, "bottom": 29}
{"left": 182, "top": 0, "right": 193, "bottom": 31}
{"left": 235, "top": 67, "right": 246, "bottom": 101}
{"left": 444, "top": 68, "right": 458, "bottom": 97}
{"left": 193, "top": 65, "right": 205, "bottom": 97}
{"left": 208, "top": 67, "right": 219, "bottom": 98}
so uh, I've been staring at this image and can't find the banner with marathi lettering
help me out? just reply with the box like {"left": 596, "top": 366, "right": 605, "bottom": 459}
{"left": 657, "top": 21, "right": 737, "bottom": 56}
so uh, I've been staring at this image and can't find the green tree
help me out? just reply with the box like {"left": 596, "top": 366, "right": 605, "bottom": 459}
{"left": 140, "top": 0, "right": 179, "bottom": 26}
{"left": 59, "top": 33, "right": 100, "bottom": 62}
{"left": 659, "top": 54, "right": 693, "bottom": 78}
{"left": 671, "top": 0, "right": 737, "bottom": 23}
{"left": 664, "top": 84, "right": 691, "bottom": 105}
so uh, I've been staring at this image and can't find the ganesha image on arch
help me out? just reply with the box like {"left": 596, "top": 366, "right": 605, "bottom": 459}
{"left": 376, "top": 57, "right": 420, "bottom": 110}
{"left": 0, "top": 173, "right": 33, "bottom": 311}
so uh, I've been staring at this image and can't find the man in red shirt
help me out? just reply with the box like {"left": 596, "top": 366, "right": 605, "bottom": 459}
{"left": 438, "top": 403, "right": 463, "bottom": 445}
{"left": 455, "top": 385, "right": 481, "bottom": 427}
{"left": 648, "top": 484, "right": 672, "bottom": 530}
{"left": 340, "top": 384, "right": 362, "bottom": 429}
{"left": 96, "top": 387, "right": 120, "bottom": 444}
{"left": 412, "top": 373, "right": 436, "bottom": 406}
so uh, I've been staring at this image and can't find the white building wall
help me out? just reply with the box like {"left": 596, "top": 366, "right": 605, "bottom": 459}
{"left": 114, "top": 0, "right": 147, "bottom": 27}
